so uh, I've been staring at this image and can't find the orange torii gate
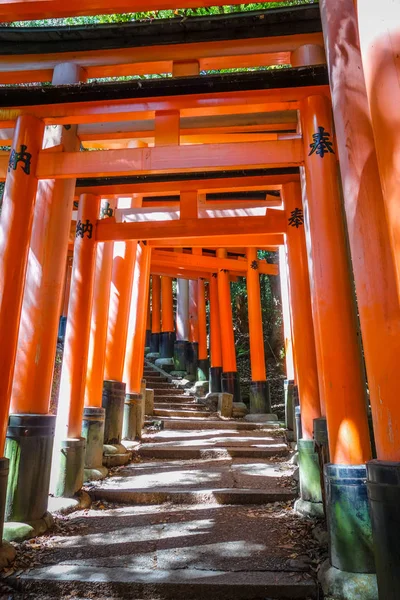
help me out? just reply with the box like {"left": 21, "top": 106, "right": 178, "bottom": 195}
{"left": 0, "top": 2, "right": 399, "bottom": 597}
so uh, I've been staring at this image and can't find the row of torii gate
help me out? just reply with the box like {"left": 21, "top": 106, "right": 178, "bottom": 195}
{"left": 0, "top": 0, "right": 398, "bottom": 598}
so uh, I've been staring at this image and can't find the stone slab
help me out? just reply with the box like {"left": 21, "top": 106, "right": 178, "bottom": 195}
{"left": 244, "top": 413, "right": 278, "bottom": 423}
{"left": 13, "top": 566, "right": 317, "bottom": 599}
{"left": 160, "top": 418, "right": 281, "bottom": 431}
{"left": 91, "top": 487, "right": 296, "bottom": 505}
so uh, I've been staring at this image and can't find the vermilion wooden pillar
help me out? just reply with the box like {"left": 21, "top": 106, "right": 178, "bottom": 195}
{"left": 282, "top": 183, "right": 321, "bottom": 439}
{"left": 300, "top": 95, "right": 374, "bottom": 574}
{"left": 322, "top": 0, "right": 400, "bottom": 591}
{"left": 175, "top": 277, "right": 189, "bottom": 372}
{"left": 145, "top": 294, "right": 151, "bottom": 350}
{"left": 124, "top": 243, "right": 151, "bottom": 395}
{"left": 85, "top": 199, "right": 116, "bottom": 410}
{"left": 104, "top": 227, "right": 137, "bottom": 383}
{"left": 102, "top": 200, "right": 138, "bottom": 449}
{"left": 51, "top": 193, "right": 100, "bottom": 498}
{"left": 123, "top": 242, "right": 151, "bottom": 440}
{"left": 160, "top": 276, "right": 175, "bottom": 359}
{"left": 300, "top": 95, "right": 371, "bottom": 465}
{"left": 0, "top": 115, "right": 44, "bottom": 538}
{"left": 217, "top": 249, "right": 240, "bottom": 401}
{"left": 197, "top": 278, "right": 209, "bottom": 382}
{"left": 0, "top": 115, "right": 44, "bottom": 451}
{"left": 187, "top": 279, "right": 199, "bottom": 379}
{"left": 278, "top": 245, "right": 297, "bottom": 436}
{"left": 209, "top": 274, "right": 222, "bottom": 392}
{"left": 11, "top": 64, "right": 84, "bottom": 418}
{"left": 150, "top": 275, "right": 161, "bottom": 354}
{"left": 81, "top": 200, "right": 115, "bottom": 481}
{"left": 246, "top": 248, "right": 271, "bottom": 415}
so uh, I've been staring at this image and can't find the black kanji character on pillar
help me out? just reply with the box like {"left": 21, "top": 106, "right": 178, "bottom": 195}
{"left": 212, "top": 273, "right": 218, "bottom": 278}
{"left": 308, "top": 126, "right": 335, "bottom": 158}
{"left": 100, "top": 201, "right": 113, "bottom": 219}
{"left": 76, "top": 219, "right": 93, "bottom": 239}
{"left": 8, "top": 144, "right": 32, "bottom": 175}
{"left": 288, "top": 208, "right": 304, "bottom": 228}
{"left": 250, "top": 260, "right": 258, "bottom": 270}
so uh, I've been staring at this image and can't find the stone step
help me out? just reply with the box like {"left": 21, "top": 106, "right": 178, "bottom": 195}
{"left": 153, "top": 387, "right": 186, "bottom": 395}
{"left": 154, "top": 395, "right": 196, "bottom": 403}
{"left": 13, "top": 567, "right": 318, "bottom": 599}
{"left": 91, "top": 487, "right": 296, "bottom": 505}
{"left": 159, "top": 417, "right": 282, "bottom": 431}
{"left": 153, "top": 402, "right": 205, "bottom": 411}
{"left": 151, "top": 382, "right": 183, "bottom": 390}
{"left": 145, "top": 377, "right": 169, "bottom": 384}
{"left": 153, "top": 408, "right": 211, "bottom": 418}
{"left": 138, "top": 445, "right": 288, "bottom": 460}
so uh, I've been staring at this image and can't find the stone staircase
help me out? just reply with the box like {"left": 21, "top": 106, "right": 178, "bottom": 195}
{"left": 9, "top": 363, "right": 320, "bottom": 599}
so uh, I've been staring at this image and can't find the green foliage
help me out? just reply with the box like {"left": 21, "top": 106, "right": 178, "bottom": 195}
{"left": 9, "top": 1, "right": 316, "bottom": 27}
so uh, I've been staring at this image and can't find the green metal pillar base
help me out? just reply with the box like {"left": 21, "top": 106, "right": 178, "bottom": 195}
{"left": 0, "top": 458, "right": 9, "bottom": 543}
{"left": 209, "top": 366, "right": 222, "bottom": 393}
{"left": 160, "top": 331, "right": 175, "bottom": 359}
{"left": 221, "top": 371, "right": 241, "bottom": 403}
{"left": 284, "top": 379, "right": 295, "bottom": 434}
{"left": 250, "top": 380, "right": 271, "bottom": 414}
{"left": 82, "top": 407, "right": 108, "bottom": 482}
{"left": 174, "top": 340, "right": 188, "bottom": 372}
{"left": 318, "top": 559, "right": 378, "bottom": 600}
{"left": 54, "top": 438, "right": 86, "bottom": 498}
{"left": 123, "top": 393, "right": 143, "bottom": 441}
{"left": 186, "top": 341, "right": 198, "bottom": 379}
{"left": 197, "top": 358, "right": 209, "bottom": 382}
{"left": 325, "top": 464, "right": 375, "bottom": 573}
{"left": 295, "top": 438, "right": 324, "bottom": 517}
{"left": 102, "top": 380, "right": 125, "bottom": 445}
{"left": 5, "top": 414, "right": 55, "bottom": 523}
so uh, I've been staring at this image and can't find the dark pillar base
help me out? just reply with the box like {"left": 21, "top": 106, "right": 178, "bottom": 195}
{"left": 0, "top": 458, "right": 9, "bottom": 542}
{"left": 295, "top": 438, "right": 324, "bottom": 518}
{"left": 249, "top": 380, "right": 271, "bottom": 414}
{"left": 160, "top": 331, "right": 175, "bottom": 359}
{"left": 82, "top": 407, "right": 108, "bottom": 482}
{"left": 102, "top": 380, "right": 125, "bottom": 445}
{"left": 284, "top": 379, "right": 295, "bottom": 432}
{"left": 58, "top": 315, "right": 67, "bottom": 342}
{"left": 367, "top": 460, "right": 400, "bottom": 598}
{"left": 295, "top": 403, "right": 303, "bottom": 441}
{"left": 5, "top": 414, "right": 55, "bottom": 523}
{"left": 54, "top": 438, "right": 86, "bottom": 498}
{"left": 123, "top": 393, "right": 143, "bottom": 441}
{"left": 145, "top": 328, "right": 151, "bottom": 350}
{"left": 150, "top": 332, "right": 160, "bottom": 354}
{"left": 197, "top": 358, "right": 210, "bottom": 382}
{"left": 186, "top": 342, "right": 198, "bottom": 378}
{"left": 325, "top": 464, "right": 375, "bottom": 573}
{"left": 313, "top": 417, "right": 329, "bottom": 514}
{"left": 221, "top": 371, "right": 241, "bottom": 403}
{"left": 174, "top": 339, "right": 188, "bottom": 372}
{"left": 210, "top": 366, "right": 222, "bottom": 393}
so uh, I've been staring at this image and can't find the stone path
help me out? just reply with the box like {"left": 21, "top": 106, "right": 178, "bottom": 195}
{"left": 5, "top": 363, "right": 324, "bottom": 599}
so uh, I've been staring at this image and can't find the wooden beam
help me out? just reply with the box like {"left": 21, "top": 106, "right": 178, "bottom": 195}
{"left": 96, "top": 210, "right": 286, "bottom": 242}
{"left": 33, "top": 140, "right": 302, "bottom": 180}
{"left": 152, "top": 249, "right": 278, "bottom": 275}
{"left": 0, "top": 68, "right": 329, "bottom": 127}
{"left": 0, "top": 32, "right": 323, "bottom": 84}
{"left": 75, "top": 172, "right": 298, "bottom": 197}
{"left": 147, "top": 234, "right": 284, "bottom": 248}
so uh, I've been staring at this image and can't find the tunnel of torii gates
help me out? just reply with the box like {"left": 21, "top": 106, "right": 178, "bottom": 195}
{"left": 0, "top": 0, "right": 399, "bottom": 597}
